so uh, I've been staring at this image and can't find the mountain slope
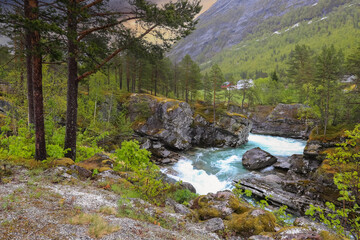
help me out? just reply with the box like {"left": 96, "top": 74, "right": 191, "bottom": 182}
{"left": 169, "top": 0, "right": 318, "bottom": 62}
{"left": 169, "top": 0, "right": 360, "bottom": 78}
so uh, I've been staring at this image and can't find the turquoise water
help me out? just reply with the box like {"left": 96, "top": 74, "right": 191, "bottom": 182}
{"left": 166, "top": 134, "right": 306, "bottom": 194}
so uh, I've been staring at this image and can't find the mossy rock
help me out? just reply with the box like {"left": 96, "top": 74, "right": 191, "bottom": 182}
{"left": 198, "top": 207, "right": 222, "bottom": 220}
{"left": 319, "top": 230, "right": 347, "bottom": 240}
{"left": 228, "top": 196, "right": 253, "bottom": 214}
{"left": 99, "top": 167, "right": 112, "bottom": 173}
{"left": 76, "top": 153, "right": 114, "bottom": 171}
{"left": 228, "top": 209, "right": 276, "bottom": 237}
{"left": 51, "top": 158, "right": 75, "bottom": 167}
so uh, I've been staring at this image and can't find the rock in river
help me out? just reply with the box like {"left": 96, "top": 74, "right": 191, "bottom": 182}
{"left": 242, "top": 147, "right": 277, "bottom": 170}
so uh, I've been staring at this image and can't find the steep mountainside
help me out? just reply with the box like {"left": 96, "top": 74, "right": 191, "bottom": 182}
{"left": 169, "top": 0, "right": 360, "bottom": 78}
{"left": 170, "top": 0, "right": 318, "bottom": 61}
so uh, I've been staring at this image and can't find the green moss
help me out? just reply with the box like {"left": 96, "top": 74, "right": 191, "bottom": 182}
{"left": 228, "top": 196, "right": 252, "bottom": 214}
{"left": 228, "top": 210, "right": 276, "bottom": 236}
{"left": 198, "top": 207, "right": 222, "bottom": 220}
{"left": 226, "top": 112, "right": 248, "bottom": 119}
{"left": 319, "top": 230, "right": 347, "bottom": 240}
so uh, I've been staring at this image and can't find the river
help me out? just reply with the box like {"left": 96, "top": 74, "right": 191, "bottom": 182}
{"left": 165, "top": 134, "right": 306, "bottom": 195}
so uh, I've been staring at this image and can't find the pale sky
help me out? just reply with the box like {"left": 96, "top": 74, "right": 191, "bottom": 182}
{"left": 153, "top": 0, "right": 217, "bottom": 15}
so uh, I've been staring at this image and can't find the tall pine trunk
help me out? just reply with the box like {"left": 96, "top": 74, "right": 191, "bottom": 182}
{"left": 64, "top": 0, "right": 79, "bottom": 160}
{"left": 30, "top": 0, "right": 46, "bottom": 160}
{"left": 24, "top": 0, "right": 35, "bottom": 126}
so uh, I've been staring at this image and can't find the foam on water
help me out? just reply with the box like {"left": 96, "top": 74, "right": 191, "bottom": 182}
{"left": 248, "top": 134, "right": 305, "bottom": 156}
{"left": 168, "top": 159, "right": 229, "bottom": 195}
{"left": 167, "top": 134, "right": 306, "bottom": 195}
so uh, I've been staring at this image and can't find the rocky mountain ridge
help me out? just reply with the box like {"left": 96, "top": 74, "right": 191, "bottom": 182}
{"left": 169, "top": 0, "right": 318, "bottom": 62}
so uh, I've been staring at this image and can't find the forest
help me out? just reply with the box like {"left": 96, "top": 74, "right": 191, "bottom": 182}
{"left": 0, "top": 0, "right": 360, "bottom": 239}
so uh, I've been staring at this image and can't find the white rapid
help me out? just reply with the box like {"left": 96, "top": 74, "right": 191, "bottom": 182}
{"left": 165, "top": 134, "right": 306, "bottom": 195}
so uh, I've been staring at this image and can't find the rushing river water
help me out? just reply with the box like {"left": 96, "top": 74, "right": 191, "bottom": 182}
{"left": 165, "top": 134, "right": 307, "bottom": 195}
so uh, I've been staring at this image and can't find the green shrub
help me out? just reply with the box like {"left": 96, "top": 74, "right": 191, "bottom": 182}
{"left": 173, "top": 189, "right": 197, "bottom": 205}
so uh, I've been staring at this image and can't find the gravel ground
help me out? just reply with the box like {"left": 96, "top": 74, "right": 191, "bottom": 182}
{"left": 0, "top": 166, "right": 220, "bottom": 240}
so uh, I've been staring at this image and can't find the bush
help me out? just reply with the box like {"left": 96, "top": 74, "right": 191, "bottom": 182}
{"left": 173, "top": 189, "right": 197, "bottom": 205}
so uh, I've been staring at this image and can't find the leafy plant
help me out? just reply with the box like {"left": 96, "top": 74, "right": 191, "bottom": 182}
{"left": 306, "top": 124, "right": 360, "bottom": 239}
{"left": 274, "top": 205, "right": 293, "bottom": 226}
{"left": 113, "top": 140, "right": 170, "bottom": 204}
{"left": 173, "top": 188, "right": 198, "bottom": 205}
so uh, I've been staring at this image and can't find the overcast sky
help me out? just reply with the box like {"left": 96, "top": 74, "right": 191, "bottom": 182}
{"left": 0, "top": 0, "right": 217, "bottom": 45}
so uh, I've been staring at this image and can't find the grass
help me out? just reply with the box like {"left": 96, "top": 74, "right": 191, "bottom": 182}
{"left": 69, "top": 213, "right": 120, "bottom": 238}
{"left": 309, "top": 124, "right": 356, "bottom": 142}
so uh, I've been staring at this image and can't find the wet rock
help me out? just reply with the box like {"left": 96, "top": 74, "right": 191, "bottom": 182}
{"left": 273, "top": 157, "right": 291, "bottom": 170}
{"left": 242, "top": 147, "right": 277, "bottom": 170}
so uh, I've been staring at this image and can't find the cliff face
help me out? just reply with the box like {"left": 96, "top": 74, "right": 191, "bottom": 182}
{"left": 169, "top": 0, "right": 317, "bottom": 62}
{"left": 126, "top": 94, "right": 252, "bottom": 151}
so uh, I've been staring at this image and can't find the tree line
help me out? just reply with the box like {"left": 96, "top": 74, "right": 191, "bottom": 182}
{"left": 0, "top": 0, "right": 201, "bottom": 161}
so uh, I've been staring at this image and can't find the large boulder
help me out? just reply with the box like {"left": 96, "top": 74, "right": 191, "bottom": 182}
{"left": 242, "top": 147, "right": 277, "bottom": 170}
{"left": 127, "top": 94, "right": 252, "bottom": 151}
{"left": 250, "top": 104, "right": 312, "bottom": 139}
{"left": 191, "top": 113, "right": 252, "bottom": 148}
{"left": 128, "top": 94, "right": 193, "bottom": 150}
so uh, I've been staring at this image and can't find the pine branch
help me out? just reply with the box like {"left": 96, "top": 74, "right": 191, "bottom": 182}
{"left": 77, "top": 16, "right": 140, "bottom": 41}
{"left": 77, "top": 24, "right": 158, "bottom": 81}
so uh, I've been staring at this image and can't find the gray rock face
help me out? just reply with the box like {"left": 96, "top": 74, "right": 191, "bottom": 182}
{"left": 198, "top": 218, "right": 224, "bottom": 232}
{"left": 128, "top": 94, "right": 252, "bottom": 152}
{"left": 242, "top": 147, "right": 277, "bottom": 170}
{"left": 129, "top": 94, "right": 193, "bottom": 150}
{"left": 169, "top": 0, "right": 318, "bottom": 62}
{"left": 251, "top": 104, "right": 312, "bottom": 139}
{"left": 191, "top": 113, "right": 252, "bottom": 148}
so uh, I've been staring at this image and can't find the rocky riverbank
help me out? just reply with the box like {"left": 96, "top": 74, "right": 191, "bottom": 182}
{"left": 125, "top": 94, "right": 252, "bottom": 164}
{"left": 235, "top": 130, "right": 346, "bottom": 216}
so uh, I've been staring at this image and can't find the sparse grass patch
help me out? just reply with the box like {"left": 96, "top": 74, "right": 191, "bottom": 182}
{"left": 69, "top": 213, "right": 120, "bottom": 238}
{"left": 98, "top": 206, "right": 117, "bottom": 215}
{"left": 110, "top": 183, "right": 142, "bottom": 199}
{"left": 117, "top": 198, "right": 178, "bottom": 230}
